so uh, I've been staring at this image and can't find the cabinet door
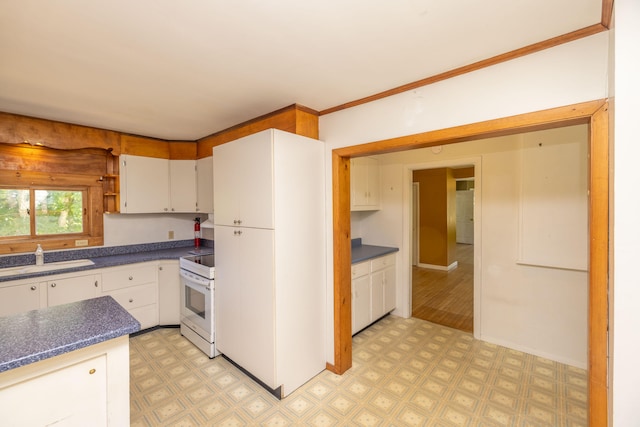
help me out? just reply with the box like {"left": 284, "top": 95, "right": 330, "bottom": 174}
{"left": 213, "top": 131, "right": 274, "bottom": 228}
{"left": 1, "top": 354, "right": 108, "bottom": 426}
{"left": 383, "top": 266, "right": 396, "bottom": 314}
{"left": 352, "top": 274, "right": 371, "bottom": 335}
{"left": 351, "top": 157, "right": 380, "bottom": 210}
{"left": 215, "top": 225, "right": 276, "bottom": 387}
{"left": 169, "top": 160, "right": 197, "bottom": 212}
{"left": 120, "top": 155, "right": 170, "bottom": 213}
{"left": 0, "top": 282, "right": 43, "bottom": 317}
{"left": 47, "top": 274, "right": 100, "bottom": 307}
{"left": 371, "top": 270, "right": 385, "bottom": 322}
{"left": 365, "top": 157, "right": 380, "bottom": 207}
{"left": 350, "top": 158, "right": 369, "bottom": 209}
{"left": 158, "top": 261, "right": 180, "bottom": 325}
{"left": 196, "top": 156, "right": 214, "bottom": 213}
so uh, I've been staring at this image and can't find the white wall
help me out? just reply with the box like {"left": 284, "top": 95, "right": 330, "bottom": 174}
{"left": 103, "top": 213, "right": 198, "bottom": 246}
{"left": 611, "top": 0, "right": 640, "bottom": 423}
{"left": 320, "top": 32, "right": 609, "bottom": 366}
{"left": 369, "top": 127, "right": 588, "bottom": 367}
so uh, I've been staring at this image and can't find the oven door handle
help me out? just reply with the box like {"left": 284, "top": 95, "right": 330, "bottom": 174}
{"left": 180, "top": 269, "right": 212, "bottom": 290}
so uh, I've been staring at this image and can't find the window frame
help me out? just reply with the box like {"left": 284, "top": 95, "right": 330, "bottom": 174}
{"left": 0, "top": 169, "right": 104, "bottom": 254}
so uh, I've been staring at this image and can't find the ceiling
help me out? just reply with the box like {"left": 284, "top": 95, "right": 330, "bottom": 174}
{"left": 0, "top": 1, "right": 604, "bottom": 141}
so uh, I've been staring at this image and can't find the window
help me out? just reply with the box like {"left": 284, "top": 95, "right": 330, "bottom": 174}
{"left": 0, "top": 188, "right": 87, "bottom": 238}
{"left": 0, "top": 144, "right": 106, "bottom": 255}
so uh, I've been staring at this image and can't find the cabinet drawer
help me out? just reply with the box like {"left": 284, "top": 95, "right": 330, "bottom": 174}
{"left": 371, "top": 254, "right": 395, "bottom": 272}
{"left": 103, "top": 283, "right": 157, "bottom": 310}
{"left": 351, "top": 261, "right": 370, "bottom": 279}
{"left": 102, "top": 264, "right": 157, "bottom": 292}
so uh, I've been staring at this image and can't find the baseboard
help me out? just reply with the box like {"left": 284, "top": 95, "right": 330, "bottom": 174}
{"left": 417, "top": 261, "right": 458, "bottom": 271}
{"left": 479, "top": 333, "right": 587, "bottom": 369}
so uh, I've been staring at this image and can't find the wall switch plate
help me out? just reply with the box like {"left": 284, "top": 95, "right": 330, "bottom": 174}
{"left": 75, "top": 239, "right": 89, "bottom": 247}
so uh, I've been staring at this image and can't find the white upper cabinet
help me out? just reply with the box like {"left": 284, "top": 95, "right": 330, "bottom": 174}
{"left": 196, "top": 156, "right": 214, "bottom": 213}
{"left": 169, "top": 160, "right": 197, "bottom": 212}
{"left": 120, "top": 155, "right": 170, "bottom": 213}
{"left": 351, "top": 157, "right": 380, "bottom": 211}
{"left": 213, "top": 133, "right": 274, "bottom": 229}
{"left": 120, "top": 154, "right": 205, "bottom": 214}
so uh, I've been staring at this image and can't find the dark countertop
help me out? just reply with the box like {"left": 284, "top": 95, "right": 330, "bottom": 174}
{"left": 0, "top": 240, "right": 213, "bottom": 283}
{"left": 351, "top": 238, "right": 399, "bottom": 264}
{"left": 0, "top": 295, "right": 140, "bottom": 373}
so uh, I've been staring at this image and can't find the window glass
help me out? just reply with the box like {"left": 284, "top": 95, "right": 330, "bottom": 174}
{"left": 0, "top": 189, "right": 30, "bottom": 237}
{"left": 34, "top": 190, "right": 84, "bottom": 235}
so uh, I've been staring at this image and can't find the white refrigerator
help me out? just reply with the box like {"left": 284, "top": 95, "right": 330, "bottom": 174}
{"left": 213, "top": 128, "right": 326, "bottom": 398}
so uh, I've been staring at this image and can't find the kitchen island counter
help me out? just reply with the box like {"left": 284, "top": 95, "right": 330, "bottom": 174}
{"left": 0, "top": 295, "right": 140, "bottom": 373}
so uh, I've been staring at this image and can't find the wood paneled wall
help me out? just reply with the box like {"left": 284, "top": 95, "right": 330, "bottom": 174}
{"left": 196, "top": 104, "right": 319, "bottom": 158}
{"left": 0, "top": 104, "right": 319, "bottom": 160}
{"left": 413, "top": 167, "right": 457, "bottom": 267}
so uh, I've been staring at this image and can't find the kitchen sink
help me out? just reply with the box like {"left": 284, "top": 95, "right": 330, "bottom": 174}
{"left": 0, "top": 259, "right": 95, "bottom": 278}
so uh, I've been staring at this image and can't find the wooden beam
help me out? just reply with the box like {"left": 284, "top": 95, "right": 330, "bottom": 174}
{"left": 336, "top": 100, "right": 604, "bottom": 158}
{"left": 0, "top": 112, "right": 120, "bottom": 154}
{"left": 588, "top": 102, "right": 609, "bottom": 427}
{"left": 330, "top": 151, "right": 352, "bottom": 375}
{"left": 197, "top": 104, "right": 319, "bottom": 158}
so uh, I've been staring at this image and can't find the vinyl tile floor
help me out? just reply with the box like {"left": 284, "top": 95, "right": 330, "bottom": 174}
{"left": 129, "top": 316, "right": 587, "bottom": 426}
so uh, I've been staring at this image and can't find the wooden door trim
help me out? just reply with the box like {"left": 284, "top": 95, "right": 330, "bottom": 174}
{"left": 330, "top": 99, "right": 608, "bottom": 426}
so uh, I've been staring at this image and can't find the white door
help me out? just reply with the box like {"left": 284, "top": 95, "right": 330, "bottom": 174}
{"left": 456, "top": 190, "right": 474, "bottom": 244}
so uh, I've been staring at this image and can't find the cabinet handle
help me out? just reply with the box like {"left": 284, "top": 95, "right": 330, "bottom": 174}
{"left": 129, "top": 298, "right": 134, "bottom": 303}
{"left": 129, "top": 276, "right": 133, "bottom": 280}
{"left": 234, "top": 230, "right": 243, "bottom": 236}
{"left": 159, "top": 266, "right": 163, "bottom": 271}
{"left": 94, "top": 281, "right": 98, "bottom": 287}
{"left": 89, "top": 369, "right": 96, "bottom": 375}
{"left": 50, "top": 283, "right": 56, "bottom": 288}
{"left": 233, "top": 219, "right": 243, "bottom": 225}
{"left": 30, "top": 286, "right": 37, "bottom": 291}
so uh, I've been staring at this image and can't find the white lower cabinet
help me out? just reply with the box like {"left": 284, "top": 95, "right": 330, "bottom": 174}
{"left": 351, "top": 253, "right": 396, "bottom": 335}
{"left": 158, "top": 260, "right": 180, "bottom": 325}
{"left": 0, "top": 335, "right": 130, "bottom": 427}
{"left": 0, "top": 259, "right": 178, "bottom": 330}
{"left": 47, "top": 273, "right": 101, "bottom": 307}
{"left": 0, "top": 281, "right": 45, "bottom": 317}
{"left": 101, "top": 263, "right": 159, "bottom": 330}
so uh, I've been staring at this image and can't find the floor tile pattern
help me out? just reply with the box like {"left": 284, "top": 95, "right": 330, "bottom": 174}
{"left": 130, "top": 316, "right": 587, "bottom": 426}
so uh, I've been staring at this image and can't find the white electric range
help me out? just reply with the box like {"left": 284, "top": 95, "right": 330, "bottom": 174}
{"left": 179, "top": 253, "right": 218, "bottom": 358}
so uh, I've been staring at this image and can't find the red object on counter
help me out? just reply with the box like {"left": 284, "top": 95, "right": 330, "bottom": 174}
{"left": 194, "top": 217, "right": 201, "bottom": 249}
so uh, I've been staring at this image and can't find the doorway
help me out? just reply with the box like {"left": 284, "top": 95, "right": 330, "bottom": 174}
{"left": 410, "top": 164, "right": 477, "bottom": 333}
{"left": 330, "top": 100, "right": 609, "bottom": 424}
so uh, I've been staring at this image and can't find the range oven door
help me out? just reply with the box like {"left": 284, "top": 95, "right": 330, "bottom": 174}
{"left": 180, "top": 269, "right": 214, "bottom": 343}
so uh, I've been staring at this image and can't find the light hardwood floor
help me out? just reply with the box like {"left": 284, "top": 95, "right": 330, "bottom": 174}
{"left": 412, "top": 243, "right": 474, "bottom": 332}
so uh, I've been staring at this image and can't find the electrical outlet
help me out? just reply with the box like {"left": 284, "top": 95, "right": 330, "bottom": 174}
{"left": 168, "top": 230, "right": 174, "bottom": 239}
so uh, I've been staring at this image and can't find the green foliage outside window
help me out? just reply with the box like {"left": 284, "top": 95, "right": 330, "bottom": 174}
{"left": 0, "top": 188, "right": 84, "bottom": 238}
